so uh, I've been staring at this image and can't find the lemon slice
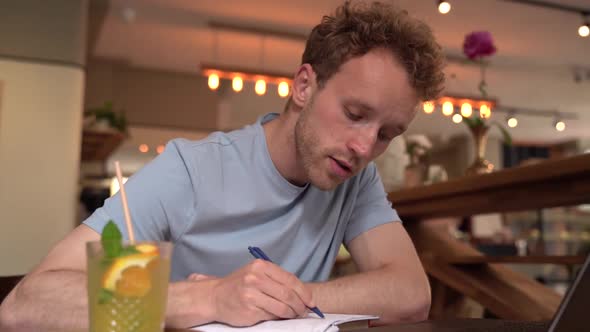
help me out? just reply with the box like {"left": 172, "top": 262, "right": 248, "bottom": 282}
{"left": 102, "top": 252, "right": 158, "bottom": 293}
{"left": 135, "top": 243, "right": 158, "bottom": 254}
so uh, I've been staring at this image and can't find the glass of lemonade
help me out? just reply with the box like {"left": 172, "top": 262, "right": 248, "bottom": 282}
{"left": 87, "top": 232, "right": 171, "bottom": 332}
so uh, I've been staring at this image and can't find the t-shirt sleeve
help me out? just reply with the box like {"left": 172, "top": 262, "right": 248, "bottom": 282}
{"left": 83, "top": 139, "right": 198, "bottom": 242}
{"left": 343, "top": 162, "right": 400, "bottom": 245}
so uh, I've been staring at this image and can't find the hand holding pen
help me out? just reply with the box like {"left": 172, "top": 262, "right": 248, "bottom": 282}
{"left": 206, "top": 249, "right": 317, "bottom": 326}
{"left": 249, "top": 246, "right": 325, "bottom": 318}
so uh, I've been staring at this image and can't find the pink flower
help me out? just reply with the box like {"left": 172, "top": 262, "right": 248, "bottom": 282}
{"left": 463, "top": 31, "right": 496, "bottom": 60}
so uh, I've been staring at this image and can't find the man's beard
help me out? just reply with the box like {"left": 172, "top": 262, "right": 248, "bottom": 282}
{"left": 294, "top": 97, "right": 342, "bottom": 191}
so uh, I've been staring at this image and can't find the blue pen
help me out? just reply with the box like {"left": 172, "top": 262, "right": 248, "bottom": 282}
{"left": 248, "top": 246, "right": 325, "bottom": 319}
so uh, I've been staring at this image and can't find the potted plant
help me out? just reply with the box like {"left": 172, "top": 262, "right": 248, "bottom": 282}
{"left": 463, "top": 115, "right": 512, "bottom": 175}
{"left": 84, "top": 101, "right": 128, "bottom": 134}
{"left": 462, "top": 31, "right": 512, "bottom": 175}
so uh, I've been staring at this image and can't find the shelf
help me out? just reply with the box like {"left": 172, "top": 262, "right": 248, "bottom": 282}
{"left": 388, "top": 154, "right": 590, "bottom": 220}
{"left": 81, "top": 129, "right": 125, "bottom": 162}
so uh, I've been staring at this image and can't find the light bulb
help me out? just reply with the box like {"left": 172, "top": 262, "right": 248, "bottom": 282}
{"left": 579, "top": 24, "right": 590, "bottom": 37}
{"left": 480, "top": 104, "right": 491, "bottom": 119}
{"left": 277, "top": 81, "right": 289, "bottom": 98}
{"left": 208, "top": 73, "right": 220, "bottom": 90}
{"left": 452, "top": 113, "right": 463, "bottom": 123}
{"left": 423, "top": 101, "right": 435, "bottom": 114}
{"left": 139, "top": 144, "right": 149, "bottom": 153}
{"left": 255, "top": 79, "right": 266, "bottom": 95}
{"left": 438, "top": 1, "right": 451, "bottom": 14}
{"left": 232, "top": 77, "right": 243, "bottom": 92}
{"left": 156, "top": 145, "right": 165, "bottom": 154}
{"left": 507, "top": 117, "right": 518, "bottom": 128}
{"left": 442, "top": 101, "right": 454, "bottom": 116}
{"left": 555, "top": 120, "right": 566, "bottom": 131}
{"left": 460, "top": 103, "right": 472, "bottom": 117}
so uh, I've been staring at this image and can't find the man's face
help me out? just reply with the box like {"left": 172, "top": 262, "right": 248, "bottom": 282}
{"left": 294, "top": 48, "right": 418, "bottom": 191}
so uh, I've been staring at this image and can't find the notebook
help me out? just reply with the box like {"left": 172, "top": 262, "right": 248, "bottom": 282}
{"left": 191, "top": 313, "right": 379, "bottom": 332}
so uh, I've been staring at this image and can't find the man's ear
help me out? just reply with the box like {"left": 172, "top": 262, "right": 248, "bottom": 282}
{"left": 291, "top": 64, "right": 315, "bottom": 110}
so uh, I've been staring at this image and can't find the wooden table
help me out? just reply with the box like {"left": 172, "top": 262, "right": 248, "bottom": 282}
{"left": 365, "top": 319, "right": 549, "bottom": 332}
{"left": 3, "top": 319, "right": 549, "bottom": 332}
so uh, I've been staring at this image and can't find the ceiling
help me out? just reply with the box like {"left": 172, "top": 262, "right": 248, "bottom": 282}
{"left": 89, "top": 0, "right": 590, "bottom": 146}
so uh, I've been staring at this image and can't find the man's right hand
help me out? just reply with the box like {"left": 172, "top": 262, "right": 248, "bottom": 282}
{"left": 208, "top": 259, "right": 315, "bottom": 327}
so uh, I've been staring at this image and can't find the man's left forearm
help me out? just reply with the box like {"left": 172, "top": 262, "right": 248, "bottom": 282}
{"left": 306, "top": 264, "right": 430, "bottom": 325}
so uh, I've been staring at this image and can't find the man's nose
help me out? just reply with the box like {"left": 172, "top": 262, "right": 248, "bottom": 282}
{"left": 348, "top": 128, "right": 377, "bottom": 159}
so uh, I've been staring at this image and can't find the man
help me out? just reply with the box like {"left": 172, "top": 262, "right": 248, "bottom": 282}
{"left": 0, "top": 1, "right": 445, "bottom": 330}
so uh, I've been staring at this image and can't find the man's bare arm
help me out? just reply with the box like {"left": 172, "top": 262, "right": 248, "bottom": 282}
{"left": 0, "top": 225, "right": 315, "bottom": 330}
{"left": 307, "top": 222, "right": 430, "bottom": 325}
{"left": 0, "top": 225, "right": 97, "bottom": 330}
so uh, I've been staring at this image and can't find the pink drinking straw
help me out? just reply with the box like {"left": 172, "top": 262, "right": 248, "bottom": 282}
{"left": 114, "top": 161, "right": 135, "bottom": 244}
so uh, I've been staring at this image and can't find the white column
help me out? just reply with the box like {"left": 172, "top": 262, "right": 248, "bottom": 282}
{"left": 0, "top": 0, "right": 88, "bottom": 275}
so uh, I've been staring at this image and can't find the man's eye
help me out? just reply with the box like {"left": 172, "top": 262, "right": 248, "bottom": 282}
{"left": 345, "top": 108, "right": 362, "bottom": 121}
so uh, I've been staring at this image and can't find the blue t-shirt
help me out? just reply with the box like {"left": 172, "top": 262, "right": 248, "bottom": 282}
{"left": 84, "top": 113, "right": 399, "bottom": 282}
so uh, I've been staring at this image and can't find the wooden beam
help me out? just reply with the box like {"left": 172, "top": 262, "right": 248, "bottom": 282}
{"left": 445, "top": 255, "right": 586, "bottom": 265}
{"left": 388, "top": 154, "right": 590, "bottom": 220}
{"left": 407, "top": 221, "right": 562, "bottom": 320}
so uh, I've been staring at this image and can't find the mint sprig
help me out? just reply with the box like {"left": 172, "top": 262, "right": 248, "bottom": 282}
{"left": 98, "top": 288, "right": 114, "bottom": 304}
{"left": 101, "top": 220, "right": 123, "bottom": 258}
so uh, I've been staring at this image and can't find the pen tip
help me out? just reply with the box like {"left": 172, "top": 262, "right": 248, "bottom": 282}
{"left": 311, "top": 307, "right": 325, "bottom": 318}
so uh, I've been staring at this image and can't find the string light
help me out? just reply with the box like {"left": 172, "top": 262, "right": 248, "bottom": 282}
{"left": 232, "top": 77, "right": 243, "bottom": 92}
{"left": 139, "top": 144, "right": 149, "bottom": 153}
{"left": 255, "top": 79, "right": 266, "bottom": 95}
{"left": 579, "top": 22, "right": 590, "bottom": 37}
{"left": 555, "top": 119, "right": 566, "bottom": 131}
{"left": 507, "top": 115, "right": 518, "bottom": 128}
{"left": 480, "top": 104, "right": 492, "bottom": 119}
{"left": 421, "top": 96, "right": 577, "bottom": 131}
{"left": 438, "top": 0, "right": 451, "bottom": 14}
{"left": 277, "top": 81, "right": 290, "bottom": 98}
{"left": 207, "top": 73, "right": 220, "bottom": 90}
{"left": 423, "top": 101, "right": 435, "bottom": 114}
{"left": 156, "top": 145, "right": 165, "bottom": 154}
{"left": 460, "top": 103, "right": 473, "bottom": 117}
{"left": 442, "top": 101, "right": 454, "bottom": 116}
{"left": 202, "top": 65, "right": 290, "bottom": 97}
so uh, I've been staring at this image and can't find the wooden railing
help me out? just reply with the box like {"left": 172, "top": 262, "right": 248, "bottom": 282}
{"left": 387, "top": 153, "right": 590, "bottom": 320}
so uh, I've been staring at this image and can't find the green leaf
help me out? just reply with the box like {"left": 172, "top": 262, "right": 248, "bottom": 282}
{"left": 103, "top": 101, "right": 113, "bottom": 111}
{"left": 101, "top": 221, "right": 122, "bottom": 258}
{"left": 462, "top": 116, "right": 487, "bottom": 129}
{"left": 98, "top": 288, "right": 114, "bottom": 304}
{"left": 491, "top": 121, "right": 513, "bottom": 145}
{"left": 478, "top": 81, "right": 488, "bottom": 98}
